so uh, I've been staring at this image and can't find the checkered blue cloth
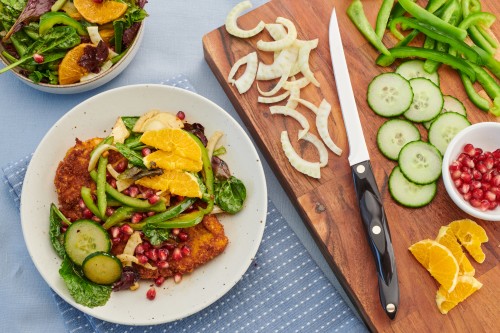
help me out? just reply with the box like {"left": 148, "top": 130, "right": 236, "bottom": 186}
{"left": 2, "top": 76, "right": 366, "bottom": 333}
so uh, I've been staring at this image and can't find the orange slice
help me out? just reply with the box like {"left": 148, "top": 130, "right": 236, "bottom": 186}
{"left": 140, "top": 129, "right": 202, "bottom": 163}
{"left": 435, "top": 275, "right": 482, "bottom": 314}
{"left": 143, "top": 150, "right": 202, "bottom": 172}
{"left": 448, "top": 219, "right": 488, "bottom": 263}
{"left": 435, "top": 226, "right": 475, "bottom": 276}
{"left": 58, "top": 43, "right": 90, "bottom": 85}
{"left": 409, "top": 239, "right": 459, "bottom": 293}
{"left": 135, "top": 170, "right": 201, "bottom": 198}
{"left": 73, "top": 0, "right": 128, "bottom": 25}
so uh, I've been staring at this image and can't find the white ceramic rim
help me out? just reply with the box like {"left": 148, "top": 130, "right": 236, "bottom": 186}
{"left": 442, "top": 122, "right": 500, "bottom": 221}
{"left": 20, "top": 84, "right": 268, "bottom": 325}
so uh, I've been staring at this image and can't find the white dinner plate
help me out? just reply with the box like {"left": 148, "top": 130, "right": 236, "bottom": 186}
{"left": 20, "top": 84, "right": 267, "bottom": 325}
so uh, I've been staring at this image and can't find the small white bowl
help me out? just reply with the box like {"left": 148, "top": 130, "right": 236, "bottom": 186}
{"left": 0, "top": 22, "right": 144, "bottom": 94}
{"left": 442, "top": 122, "right": 500, "bottom": 221}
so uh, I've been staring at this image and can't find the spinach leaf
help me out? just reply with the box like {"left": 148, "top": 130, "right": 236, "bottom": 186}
{"left": 49, "top": 203, "right": 66, "bottom": 258}
{"left": 0, "top": 0, "right": 26, "bottom": 31}
{"left": 143, "top": 225, "right": 170, "bottom": 246}
{"left": 115, "top": 142, "right": 145, "bottom": 168}
{"left": 121, "top": 116, "right": 139, "bottom": 130}
{"left": 59, "top": 257, "right": 111, "bottom": 308}
{"left": 214, "top": 176, "right": 247, "bottom": 214}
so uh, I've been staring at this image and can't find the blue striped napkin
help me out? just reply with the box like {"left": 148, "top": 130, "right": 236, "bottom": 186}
{"left": 2, "top": 76, "right": 367, "bottom": 333}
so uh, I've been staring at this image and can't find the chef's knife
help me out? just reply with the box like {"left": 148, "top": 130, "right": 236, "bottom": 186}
{"left": 328, "top": 8, "right": 399, "bottom": 320}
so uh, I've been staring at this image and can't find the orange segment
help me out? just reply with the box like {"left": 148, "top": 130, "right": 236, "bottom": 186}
{"left": 409, "top": 239, "right": 459, "bottom": 293}
{"left": 435, "top": 226, "right": 475, "bottom": 276}
{"left": 58, "top": 43, "right": 90, "bottom": 85}
{"left": 135, "top": 170, "right": 201, "bottom": 198}
{"left": 140, "top": 129, "right": 202, "bottom": 163}
{"left": 73, "top": 0, "right": 128, "bottom": 25}
{"left": 143, "top": 150, "right": 202, "bottom": 172}
{"left": 448, "top": 219, "right": 488, "bottom": 263}
{"left": 435, "top": 275, "right": 482, "bottom": 314}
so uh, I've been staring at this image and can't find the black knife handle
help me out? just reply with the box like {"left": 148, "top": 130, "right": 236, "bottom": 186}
{"left": 351, "top": 161, "right": 399, "bottom": 319}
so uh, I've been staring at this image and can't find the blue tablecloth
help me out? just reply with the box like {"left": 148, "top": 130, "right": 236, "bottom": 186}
{"left": 0, "top": 1, "right": 368, "bottom": 332}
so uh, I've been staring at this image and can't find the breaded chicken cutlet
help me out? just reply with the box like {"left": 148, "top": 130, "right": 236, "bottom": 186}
{"left": 54, "top": 137, "right": 228, "bottom": 280}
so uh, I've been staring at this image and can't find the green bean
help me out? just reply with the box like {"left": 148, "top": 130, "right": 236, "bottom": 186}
{"left": 139, "top": 211, "right": 205, "bottom": 229}
{"left": 97, "top": 156, "right": 108, "bottom": 218}
{"left": 102, "top": 206, "right": 135, "bottom": 229}
{"left": 130, "top": 198, "right": 197, "bottom": 230}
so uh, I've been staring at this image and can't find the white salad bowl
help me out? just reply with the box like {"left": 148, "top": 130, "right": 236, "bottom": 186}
{"left": 0, "top": 22, "right": 144, "bottom": 94}
{"left": 20, "top": 84, "right": 268, "bottom": 325}
{"left": 442, "top": 122, "right": 500, "bottom": 222}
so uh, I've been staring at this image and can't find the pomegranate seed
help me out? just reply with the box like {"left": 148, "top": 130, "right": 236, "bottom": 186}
{"left": 165, "top": 243, "right": 175, "bottom": 251}
{"left": 449, "top": 161, "right": 461, "bottom": 171}
{"left": 450, "top": 169, "right": 462, "bottom": 180}
{"left": 492, "top": 175, "right": 500, "bottom": 187}
{"left": 91, "top": 216, "right": 101, "bottom": 222}
{"left": 135, "top": 244, "right": 145, "bottom": 254}
{"left": 463, "top": 144, "right": 476, "bottom": 156}
{"left": 146, "top": 287, "right": 156, "bottom": 300}
{"left": 490, "top": 187, "right": 500, "bottom": 198}
{"left": 158, "top": 249, "right": 168, "bottom": 261}
{"left": 174, "top": 273, "right": 182, "bottom": 283}
{"left": 481, "top": 182, "right": 491, "bottom": 192}
{"left": 458, "top": 183, "right": 470, "bottom": 194}
{"left": 145, "top": 249, "right": 158, "bottom": 261}
{"left": 115, "top": 160, "right": 127, "bottom": 173}
{"left": 457, "top": 153, "right": 468, "bottom": 163}
{"left": 178, "top": 231, "right": 189, "bottom": 242}
{"left": 120, "top": 224, "right": 134, "bottom": 235}
{"left": 60, "top": 226, "right": 67, "bottom": 233}
{"left": 79, "top": 199, "right": 87, "bottom": 209}
{"left": 171, "top": 228, "right": 180, "bottom": 236}
{"left": 110, "top": 226, "right": 121, "bottom": 238}
{"left": 181, "top": 245, "right": 191, "bottom": 256}
{"left": 155, "top": 277, "right": 165, "bottom": 287}
{"left": 471, "top": 180, "right": 481, "bottom": 189}
{"left": 493, "top": 149, "right": 500, "bottom": 159}
{"left": 106, "top": 207, "right": 115, "bottom": 216}
{"left": 471, "top": 189, "right": 484, "bottom": 200}
{"left": 477, "top": 153, "right": 486, "bottom": 161}
{"left": 483, "top": 172, "right": 493, "bottom": 183}
{"left": 142, "top": 242, "right": 151, "bottom": 251}
{"left": 489, "top": 201, "right": 498, "bottom": 210}
{"left": 171, "top": 248, "right": 183, "bottom": 261}
{"left": 460, "top": 172, "right": 472, "bottom": 183}
{"left": 141, "top": 147, "right": 152, "bottom": 157}
{"left": 463, "top": 156, "right": 474, "bottom": 169}
{"left": 485, "top": 191, "right": 496, "bottom": 202}
{"left": 128, "top": 186, "right": 139, "bottom": 198}
{"left": 147, "top": 211, "right": 156, "bottom": 217}
{"left": 33, "top": 53, "right": 44, "bottom": 63}
{"left": 109, "top": 178, "right": 117, "bottom": 189}
{"left": 472, "top": 169, "right": 482, "bottom": 180}
{"left": 83, "top": 208, "right": 93, "bottom": 219}
{"left": 131, "top": 212, "right": 143, "bottom": 224}
{"left": 480, "top": 200, "right": 490, "bottom": 211}
{"left": 463, "top": 192, "right": 472, "bottom": 201}
{"left": 148, "top": 194, "right": 160, "bottom": 204}
{"left": 470, "top": 199, "right": 482, "bottom": 208}
{"left": 136, "top": 254, "right": 148, "bottom": 264}
{"left": 485, "top": 157, "right": 494, "bottom": 170}
{"left": 157, "top": 261, "right": 169, "bottom": 269}
{"left": 176, "top": 111, "right": 186, "bottom": 120}
{"left": 112, "top": 237, "right": 121, "bottom": 245}
{"left": 142, "top": 188, "right": 154, "bottom": 199}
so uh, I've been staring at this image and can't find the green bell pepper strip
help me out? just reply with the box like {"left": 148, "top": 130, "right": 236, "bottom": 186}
{"left": 397, "top": 0, "right": 467, "bottom": 41}
{"left": 347, "top": 0, "right": 391, "bottom": 56}
{"left": 470, "top": 63, "right": 500, "bottom": 103}
{"left": 187, "top": 132, "right": 214, "bottom": 215}
{"left": 96, "top": 156, "right": 108, "bottom": 218}
{"left": 375, "top": 0, "right": 394, "bottom": 39}
{"left": 458, "top": 12, "right": 496, "bottom": 30}
{"left": 139, "top": 210, "right": 205, "bottom": 230}
{"left": 102, "top": 206, "right": 135, "bottom": 229}
{"left": 389, "top": 17, "right": 481, "bottom": 64}
{"left": 376, "top": 46, "right": 476, "bottom": 81}
{"left": 39, "top": 12, "right": 88, "bottom": 36}
{"left": 81, "top": 186, "right": 106, "bottom": 220}
{"left": 130, "top": 197, "right": 197, "bottom": 230}
{"left": 472, "top": 46, "right": 500, "bottom": 79}
{"left": 90, "top": 170, "right": 167, "bottom": 212}
{"left": 478, "top": 26, "right": 498, "bottom": 49}
{"left": 468, "top": 26, "right": 496, "bottom": 55}
{"left": 460, "top": 73, "right": 490, "bottom": 111}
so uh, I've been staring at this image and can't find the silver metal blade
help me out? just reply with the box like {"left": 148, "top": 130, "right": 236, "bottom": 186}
{"left": 329, "top": 8, "right": 369, "bottom": 166}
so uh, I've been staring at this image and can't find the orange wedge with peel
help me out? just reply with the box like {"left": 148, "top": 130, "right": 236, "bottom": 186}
{"left": 448, "top": 219, "right": 488, "bottom": 263}
{"left": 409, "top": 239, "right": 459, "bottom": 293}
{"left": 435, "top": 226, "right": 475, "bottom": 276}
{"left": 73, "top": 0, "right": 128, "bottom": 25}
{"left": 435, "top": 275, "right": 482, "bottom": 314}
{"left": 135, "top": 170, "right": 201, "bottom": 198}
{"left": 58, "top": 43, "right": 91, "bottom": 85}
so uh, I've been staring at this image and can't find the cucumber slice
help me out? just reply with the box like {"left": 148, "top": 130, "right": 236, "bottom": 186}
{"left": 367, "top": 73, "right": 414, "bottom": 117}
{"left": 428, "top": 112, "right": 471, "bottom": 155}
{"left": 64, "top": 220, "right": 111, "bottom": 266}
{"left": 424, "top": 95, "right": 467, "bottom": 129}
{"left": 377, "top": 119, "right": 421, "bottom": 160}
{"left": 404, "top": 78, "right": 443, "bottom": 123}
{"left": 82, "top": 252, "right": 123, "bottom": 285}
{"left": 396, "top": 59, "right": 440, "bottom": 86}
{"left": 398, "top": 141, "right": 442, "bottom": 185}
{"left": 389, "top": 166, "right": 437, "bottom": 208}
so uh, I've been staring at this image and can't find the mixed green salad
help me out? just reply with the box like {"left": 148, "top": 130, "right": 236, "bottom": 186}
{"left": 0, "top": 0, "right": 147, "bottom": 85}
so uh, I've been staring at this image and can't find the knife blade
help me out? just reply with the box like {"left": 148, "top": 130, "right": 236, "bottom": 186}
{"left": 328, "top": 8, "right": 399, "bottom": 320}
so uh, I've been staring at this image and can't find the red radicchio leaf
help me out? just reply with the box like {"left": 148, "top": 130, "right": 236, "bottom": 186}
{"left": 137, "top": 0, "right": 148, "bottom": 9}
{"left": 3, "top": 0, "right": 57, "bottom": 41}
{"left": 122, "top": 23, "right": 141, "bottom": 48}
{"left": 78, "top": 41, "right": 109, "bottom": 74}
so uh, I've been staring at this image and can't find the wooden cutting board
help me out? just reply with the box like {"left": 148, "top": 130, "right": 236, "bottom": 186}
{"left": 203, "top": 1, "right": 500, "bottom": 331}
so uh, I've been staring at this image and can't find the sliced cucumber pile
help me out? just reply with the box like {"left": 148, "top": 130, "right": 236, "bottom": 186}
{"left": 389, "top": 166, "right": 437, "bottom": 208}
{"left": 367, "top": 72, "right": 413, "bottom": 117}
{"left": 428, "top": 113, "right": 471, "bottom": 155}
{"left": 64, "top": 220, "right": 111, "bottom": 266}
{"left": 377, "top": 119, "right": 420, "bottom": 160}
{"left": 366, "top": 60, "right": 472, "bottom": 208}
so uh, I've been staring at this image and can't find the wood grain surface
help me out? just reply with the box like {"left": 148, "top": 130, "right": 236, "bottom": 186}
{"left": 202, "top": 1, "right": 500, "bottom": 331}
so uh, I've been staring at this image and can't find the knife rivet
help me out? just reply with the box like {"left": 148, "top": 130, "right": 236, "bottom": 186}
{"left": 356, "top": 165, "right": 365, "bottom": 174}
{"left": 386, "top": 303, "right": 396, "bottom": 313}
{"left": 372, "top": 225, "right": 381, "bottom": 235}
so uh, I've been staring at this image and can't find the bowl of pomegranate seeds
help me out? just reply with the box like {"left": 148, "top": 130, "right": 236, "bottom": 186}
{"left": 442, "top": 122, "right": 500, "bottom": 221}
